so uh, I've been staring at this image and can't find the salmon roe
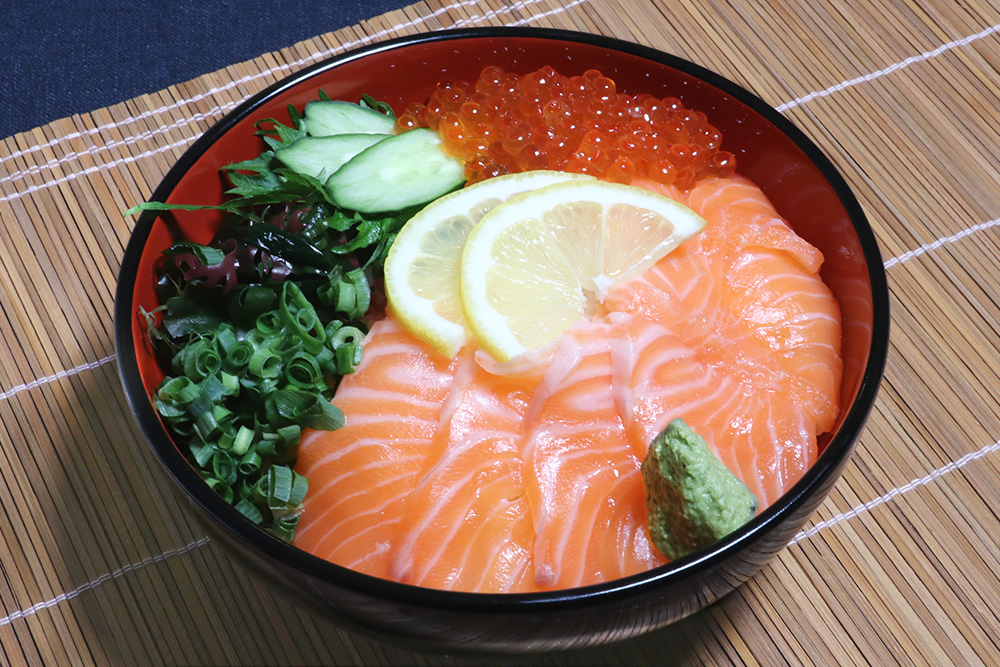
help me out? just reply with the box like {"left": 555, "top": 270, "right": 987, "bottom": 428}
{"left": 396, "top": 65, "right": 737, "bottom": 188}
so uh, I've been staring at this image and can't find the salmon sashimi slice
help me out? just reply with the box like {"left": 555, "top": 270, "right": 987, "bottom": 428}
{"left": 721, "top": 245, "right": 843, "bottom": 430}
{"left": 683, "top": 176, "right": 842, "bottom": 435}
{"left": 293, "top": 317, "right": 460, "bottom": 577}
{"left": 387, "top": 348, "right": 538, "bottom": 593}
{"left": 608, "top": 176, "right": 842, "bottom": 505}
{"left": 616, "top": 179, "right": 723, "bottom": 348}
{"left": 522, "top": 315, "right": 667, "bottom": 590}
{"left": 632, "top": 349, "right": 819, "bottom": 507}
{"left": 605, "top": 246, "right": 723, "bottom": 349}
{"left": 292, "top": 175, "right": 844, "bottom": 591}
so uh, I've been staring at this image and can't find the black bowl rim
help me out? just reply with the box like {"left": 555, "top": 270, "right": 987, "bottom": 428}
{"left": 114, "top": 25, "right": 890, "bottom": 612}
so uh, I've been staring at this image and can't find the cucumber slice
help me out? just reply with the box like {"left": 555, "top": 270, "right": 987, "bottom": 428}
{"left": 303, "top": 100, "right": 396, "bottom": 136}
{"left": 326, "top": 129, "right": 466, "bottom": 213}
{"left": 275, "top": 134, "right": 388, "bottom": 180}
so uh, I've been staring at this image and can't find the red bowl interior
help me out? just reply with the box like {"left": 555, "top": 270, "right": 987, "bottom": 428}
{"left": 116, "top": 29, "right": 888, "bottom": 649}
{"left": 131, "top": 33, "right": 877, "bottom": 454}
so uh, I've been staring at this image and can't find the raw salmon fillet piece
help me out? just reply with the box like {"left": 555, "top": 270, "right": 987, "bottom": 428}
{"left": 293, "top": 318, "right": 460, "bottom": 576}
{"left": 293, "top": 175, "right": 843, "bottom": 591}
{"left": 387, "top": 348, "right": 538, "bottom": 593}
{"left": 521, "top": 314, "right": 668, "bottom": 590}
{"left": 296, "top": 320, "right": 540, "bottom": 591}
{"left": 608, "top": 176, "right": 843, "bottom": 505}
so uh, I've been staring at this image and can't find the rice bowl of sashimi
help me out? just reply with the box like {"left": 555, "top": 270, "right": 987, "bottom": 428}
{"left": 115, "top": 27, "right": 889, "bottom": 653}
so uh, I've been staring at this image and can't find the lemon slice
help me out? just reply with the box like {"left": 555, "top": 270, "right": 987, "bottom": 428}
{"left": 460, "top": 180, "right": 707, "bottom": 361}
{"left": 384, "top": 170, "right": 594, "bottom": 357}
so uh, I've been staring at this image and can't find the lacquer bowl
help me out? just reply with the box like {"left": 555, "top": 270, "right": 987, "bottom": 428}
{"left": 114, "top": 27, "right": 889, "bottom": 653}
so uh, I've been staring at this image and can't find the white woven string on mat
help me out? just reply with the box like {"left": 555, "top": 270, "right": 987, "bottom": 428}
{"left": 0, "top": 538, "right": 211, "bottom": 627}
{"left": 0, "top": 0, "right": 490, "bottom": 166}
{"left": 2, "top": 7, "right": 998, "bottom": 202}
{"left": 2, "top": 5, "right": 1000, "bottom": 629}
{"left": 776, "top": 21, "right": 1000, "bottom": 112}
{"left": 0, "top": 0, "right": 564, "bottom": 177}
{"left": 0, "top": 0, "right": 590, "bottom": 204}
{"left": 0, "top": 216, "right": 992, "bottom": 629}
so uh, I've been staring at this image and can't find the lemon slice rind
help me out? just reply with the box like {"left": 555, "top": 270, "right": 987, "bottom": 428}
{"left": 384, "top": 170, "right": 594, "bottom": 358}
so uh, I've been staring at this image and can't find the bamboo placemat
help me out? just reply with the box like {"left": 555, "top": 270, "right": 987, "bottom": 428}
{"left": 2, "top": 0, "right": 1000, "bottom": 664}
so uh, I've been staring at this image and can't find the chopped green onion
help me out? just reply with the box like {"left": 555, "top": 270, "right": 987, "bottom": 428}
{"left": 268, "top": 522, "right": 297, "bottom": 542}
{"left": 212, "top": 403, "right": 233, "bottom": 425}
{"left": 197, "top": 373, "right": 229, "bottom": 404}
{"left": 331, "top": 326, "right": 364, "bottom": 347}
{"left": 217, "top": 430, "right": 235, "bottom": 451}
{"left": 254, "top": 437, "right": 276, "bottom": 457}
{"left": 249, "top": 475, "right": 270, "bottom": 506}
{"left": 194, "top": 409, "right": 220, "bottom": 442}
{"left": 157, "top": 376, "right": 200, "bottom": 404}
{"left": 190, "top": 442, "right": 215, "bottom": 468}
{"left": 220, "top": 371, "right": 240, "bottom": 394}
{"left": 228, "top": 285, "right": 277, "bottom": 325}
{"left": 238, "top": 450, "right": 262, "bottom": 477}
{"left": 235, "top": 498, "right": 263, "bottom": 524}
{"left": 276, "top": 424, "right": 301, "bottom": 449}
{"left": 185, "top": 390, "right": 214, "bottom": 421}
{"left": 232, "top": 425, "right": 255, "bottom": 456}
{"left": 205, "top": 478, "right": 234, "bottom": 504}
{"left": 153, "top": 397, "right": 185, "bottom": 419}
{"left": 330, "top": 326, "right": 364, "bottom": 374}
{"left": 212, "top": 450, "right": 238, "bottom": 485}
{"left": 268, "top": 465, "right": 309, "bottom": 508}
{"left": 222, "top": 340, "right": 254, "bottom": 374}
{"left": 249, "top": 346, "right": 281, "bottom": 379}
{"left": 319, "top": 267, "right": 371, "bottom": 320}
{"left": 216, "top": 325, "right": 238, "bottom": 352}
{"left": 279, "top": 281, "right": 326, "bottom": 354}
{"left": 285, "top": 351, "right": 322, "bottom": 388}
{"left": 256, "top": 311, "right": 282, "bottom": 336}
{"left": 313, "top": 346, "right": 336, "bottom": 377}
{"left": 335, "top": 344, "right": 363, "bottom": 375}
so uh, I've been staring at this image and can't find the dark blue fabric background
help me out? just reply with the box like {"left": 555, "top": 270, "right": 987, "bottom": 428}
{"left": 1, "top": 0, "right": 415, "bottom": 139}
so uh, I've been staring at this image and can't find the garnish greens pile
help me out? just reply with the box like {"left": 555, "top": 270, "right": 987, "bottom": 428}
{"left": 129, "top": 94, "right": 417, "bottom": 541}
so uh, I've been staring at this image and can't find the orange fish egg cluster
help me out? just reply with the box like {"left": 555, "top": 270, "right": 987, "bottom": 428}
{"left": 396, "top": 65, "right": 737, "bottom": 187}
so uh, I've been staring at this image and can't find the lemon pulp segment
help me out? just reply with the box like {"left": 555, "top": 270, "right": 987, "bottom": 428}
{"left": 383, "top": 170, "right": 594, "bottom": 357}
{"left": 460, "top": 180, "right": 706, "bottom": 361}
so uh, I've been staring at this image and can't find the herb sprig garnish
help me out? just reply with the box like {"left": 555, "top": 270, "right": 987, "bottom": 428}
{"left": 130, "top": 93, "right": 411, "bottom": 540}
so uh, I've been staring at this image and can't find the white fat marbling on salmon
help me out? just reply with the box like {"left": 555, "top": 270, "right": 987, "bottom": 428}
{"left": 293, "top": 176, "right": 843, "bottom": 592}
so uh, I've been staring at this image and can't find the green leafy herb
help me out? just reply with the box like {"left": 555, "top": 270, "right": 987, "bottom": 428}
{"left": 360, "top": 93, "right": 396, "bottom": 118}
{"left": 130, "top": 93, "right": 408, "bottom": 541}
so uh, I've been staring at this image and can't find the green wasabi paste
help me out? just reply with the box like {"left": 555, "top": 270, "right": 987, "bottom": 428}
{"left": 642, "top": 418, "right": 758, "bottom": 560}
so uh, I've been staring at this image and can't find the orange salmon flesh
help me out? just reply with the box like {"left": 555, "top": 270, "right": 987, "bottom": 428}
{"left": 292, "top": 176, "right": 843, "bottom": 593}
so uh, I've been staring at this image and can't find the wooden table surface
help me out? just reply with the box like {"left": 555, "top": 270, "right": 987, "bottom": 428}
{"left": 2, "top": 1, "right": 1000, "bottom": 664}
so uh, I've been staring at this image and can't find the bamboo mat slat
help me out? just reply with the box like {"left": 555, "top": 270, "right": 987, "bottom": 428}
{"left": 2, "top": 0, "right": 1000, "bottom": 664}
